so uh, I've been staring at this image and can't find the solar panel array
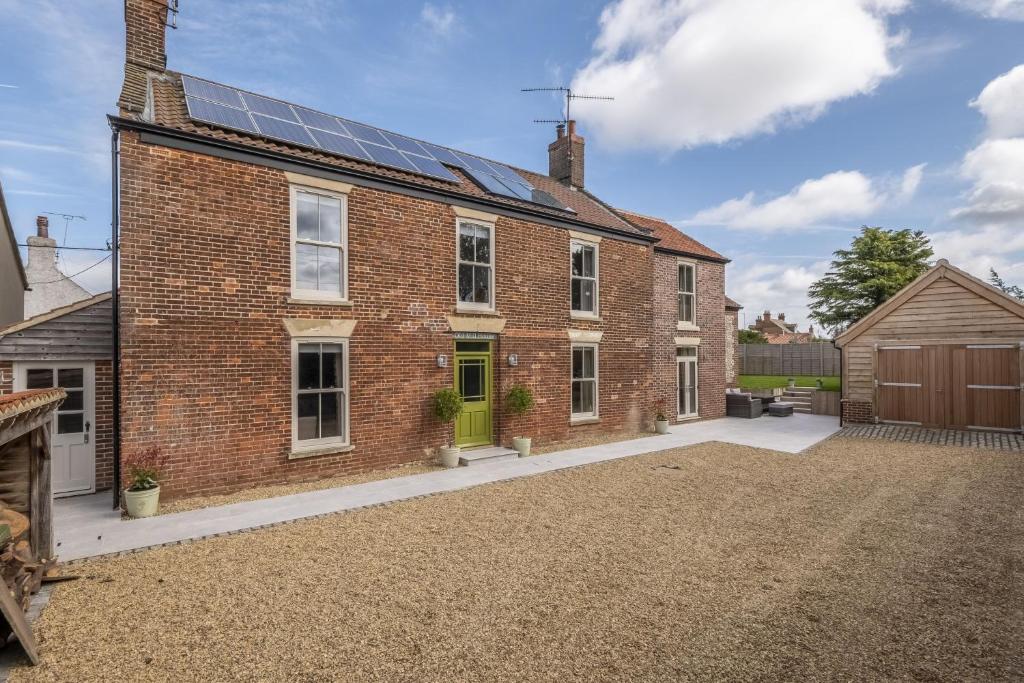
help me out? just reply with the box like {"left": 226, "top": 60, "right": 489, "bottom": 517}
{"left": 181, "top": 75, "right": 572, "bottom": 213}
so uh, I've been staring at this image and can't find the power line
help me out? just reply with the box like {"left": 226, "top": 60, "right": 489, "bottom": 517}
{"left": 28, "top": 254, "right": 111, "bottom": 285}
{"left": 17, "top": 244, "right": 110, "bottom": 251}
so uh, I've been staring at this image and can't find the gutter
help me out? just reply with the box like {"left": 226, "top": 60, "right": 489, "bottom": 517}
{"left": 109, "top": 126, "right": 121, "bottom": 510}
{"left": 107, "top": 115, "right": 658, "bottom": 247}
{"left": 653, "top": 245, "right": 731, "bottom": 265}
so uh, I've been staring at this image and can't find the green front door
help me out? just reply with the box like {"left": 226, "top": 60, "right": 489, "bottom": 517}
{"left": 454, "top": 342, "right": 492, "bottom": 447}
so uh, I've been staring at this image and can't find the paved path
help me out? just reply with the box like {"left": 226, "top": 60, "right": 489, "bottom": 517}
{"left": 55, "top": 414, "right": 840, "bottom": 562}
{"left": 839, "top": 423, "right": 1024, "bottom": 451}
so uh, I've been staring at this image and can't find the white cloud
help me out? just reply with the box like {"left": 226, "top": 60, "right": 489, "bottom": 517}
{"left": 420, "top": 3, "right": 457, "bottom": 37}
{"left": 570, "top": 0, "right": 908, "bottom": 150}
{"left": 929, "top": 225, "right": 1024, "bottom": 283}
{"left": 686, "top": 165, "right": 925, "bottom": 232}
{"left": 946, "top": 0, "right": 1024, "bottom": 20}
{"left": 970, "top": 64, "right": 1024, "bottom": 138}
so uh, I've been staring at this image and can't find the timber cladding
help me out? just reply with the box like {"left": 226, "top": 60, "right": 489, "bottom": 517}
{"left": 117, "top": 132, "right": 661, "bottom": 498}
{"left": 836, "top": 261, "right": 1024, "bottom": 432}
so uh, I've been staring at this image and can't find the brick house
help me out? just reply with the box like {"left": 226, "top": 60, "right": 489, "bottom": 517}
{"left": 68, "top": 0, "right": 733, "bottom": 500}
{"left": 749, "top": 311, "right": 815, "bottom": 344}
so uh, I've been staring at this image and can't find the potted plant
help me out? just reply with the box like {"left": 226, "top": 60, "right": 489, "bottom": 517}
{"left": 505, "top": 384, "right": 535, "bottom": 456}
{"left": 815, "top": 378, "right": 824, "bottom": 389}
{"left": 122, "top": 447, "right": 168, "bottom": 518}
{"left": 432, "top": 388, "right": 464, "bottom": 468}
{"left": 654, "top": 400, "right": 670, "bottom": 434}
{"left": 787, "top": 377, "right": 796, "bottom": 388}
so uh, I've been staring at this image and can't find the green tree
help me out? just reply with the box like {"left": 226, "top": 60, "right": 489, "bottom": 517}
{"left": 738, "top": 329, "right": 768, "bottom": 344}
{"left": 808, "top": 227, "right": 933, "bottom": 335}
{"left": 989, "top": 268, "right": 1024, "bottom": 300}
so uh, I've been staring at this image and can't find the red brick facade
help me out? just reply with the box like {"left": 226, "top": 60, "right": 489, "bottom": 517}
{"left": 841, "top": 399, "right": 873, "bottom": 425}
{"left": 117, "top": 133, "right": 660, "bottom": 498}
{"left": 652, "top": 252, "right": 727, "bottom": 425}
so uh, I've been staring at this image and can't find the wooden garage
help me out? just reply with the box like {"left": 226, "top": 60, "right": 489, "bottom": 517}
{"left": 835, "top": 259, "right": 1024, "bottom": 432}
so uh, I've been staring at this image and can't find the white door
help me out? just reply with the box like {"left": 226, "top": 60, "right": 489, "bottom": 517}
{"left": 676, "top": 347, "right": 699, "bottom": 418}
{"left": 14, "top": 362, "right": 96, "bottom": 497}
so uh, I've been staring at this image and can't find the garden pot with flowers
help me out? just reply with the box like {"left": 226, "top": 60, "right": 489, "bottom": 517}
{"left": 123, "top": 447, "right": 168, "bottom": 518}
{"left": 654, "top": 400, "right": 670, "bottom": 434}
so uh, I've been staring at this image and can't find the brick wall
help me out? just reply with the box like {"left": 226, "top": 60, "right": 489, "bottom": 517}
{"left": 725, "top": 308, "right": 739, "bottom": 388}
{"left": 841, "top": 399, "right": 873, "bottom": 425}
{"left": 652, "top": 252, "right": 727, "bottom": 424}
{"left": 118, "top": 132, "right": 655, "bottom": 498}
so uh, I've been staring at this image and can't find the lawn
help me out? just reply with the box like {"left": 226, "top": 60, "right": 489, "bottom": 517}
{"left": 739, "top": 374, "right": 841, "bottom": 391}
{"left": 12, "top": 438, "right": 1023, "bottom": 681}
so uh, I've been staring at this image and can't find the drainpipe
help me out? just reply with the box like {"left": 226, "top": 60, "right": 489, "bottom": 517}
{"left": 110, "top": 126, "right": 121, "bottom": 510}
{"left": 835, "top": 341, "right": 843, "bottom": 427}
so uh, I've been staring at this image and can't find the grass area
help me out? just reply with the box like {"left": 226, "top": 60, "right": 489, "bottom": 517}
{"left": 739, "top": 374, "right": 841, "bottom": 391}
{"left": 13, "top": 438, "right": 1024, "bottom": 681}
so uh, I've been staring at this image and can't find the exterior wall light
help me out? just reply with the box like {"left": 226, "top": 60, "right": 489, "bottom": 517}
{"left": 508, "top": 354, "right": 518, "bottom": 367}
{"left": 436, "top": 353, "right": 448, "bottom": 368}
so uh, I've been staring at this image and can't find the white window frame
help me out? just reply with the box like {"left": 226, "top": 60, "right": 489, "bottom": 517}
{"left": 677, "top": 260, "right": 697, "bottom": 327}
{"left": 571, "top": 343, "right": 599, "bottom": 420}
{"left": 290, "top": 184, "right": 349, "bottom": 303}
{"left": 570, "top": 238, "right": 600, "bottom": 319}
{"left": 291, "top": 337, "right": 350, "bottom": 454}
{"left": 676, "top": 346, "right": 699, "bottom": 419}
{"left": 455, "top": 217, "right": 496, "bottom": 312}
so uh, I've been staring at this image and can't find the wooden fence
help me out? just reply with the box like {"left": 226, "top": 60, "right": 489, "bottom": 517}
{"left": 739, "top": 342, "right": 840, "bottom": 376}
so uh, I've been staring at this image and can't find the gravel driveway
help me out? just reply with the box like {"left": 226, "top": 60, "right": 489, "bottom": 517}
{"left": 11, "top": 437, "right": 1023, "bottom": 681}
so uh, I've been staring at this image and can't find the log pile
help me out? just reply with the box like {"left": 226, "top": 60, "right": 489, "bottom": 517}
{"left": 0, "top": 503, "right": 53, "bottom": 635}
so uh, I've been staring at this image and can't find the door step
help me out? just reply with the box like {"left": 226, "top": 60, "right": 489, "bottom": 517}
{"left": 458, "top": 446, "right": 520, "bottom": 466}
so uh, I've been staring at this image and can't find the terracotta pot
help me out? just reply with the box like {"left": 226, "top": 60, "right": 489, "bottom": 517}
{"left": 124, "top": 485, "right": 160, "bottom": 518}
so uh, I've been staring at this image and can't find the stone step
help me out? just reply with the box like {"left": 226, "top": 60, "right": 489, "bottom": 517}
{"left": 793, "top": 407, "right": 813, "bottom": 414}
{"left": 783, "top": 397, "right": 812, "bottom": 405}
{"left": 784, "top": 388, "right": 814, "bottom": 396}
{"left": 458, "top": 446, "right": 520, "bottom": 466}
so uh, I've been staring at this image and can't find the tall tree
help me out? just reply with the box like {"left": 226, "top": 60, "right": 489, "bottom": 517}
{"left": 988, "top": 268, "right": 1024, "bottom": 301}
{"left": 808, "top": 227, "right": 933, "bottom": 335}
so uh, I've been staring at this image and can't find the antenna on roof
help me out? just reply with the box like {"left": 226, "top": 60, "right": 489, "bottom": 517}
{"left": 166, "top": 0, "right": 180, "bottom": 29}
{"left": 42, "top": 212, "right": 86, "bottom": 269}
{"left": 521, "top": 86, "right": 614, "bottom": 128}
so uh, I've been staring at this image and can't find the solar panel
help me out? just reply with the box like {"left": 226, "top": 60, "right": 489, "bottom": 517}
{"left": 252, "top": 114, "right": 318, "bottom": 147}
{"left": 182, "top": 76, "right": 244, "bottom": 108}
{"left": 406, "top": 155, "right": 460, "bottom": 183}
{"left": 360, "top": 142, "right": 420, "bottom": 173}
{"left": 294, "top": 107, "right": 349, "bottom": 136}
{"left": 181, "top": 74, "right": 575, "bottom": 209}
{"left": 308, "top": 130, "right": 372, "bottom": 162}
{"left": 341, "top": 120, "right": 391, "bottom": 147}
{"left": 185, "top": 96, "right": 258, "bottom": 134}
{"left": 242, "top": 93, "right": 299, "bottom": 122}
{"left": 383, "top": 132, "right": 428, "bottom": 157}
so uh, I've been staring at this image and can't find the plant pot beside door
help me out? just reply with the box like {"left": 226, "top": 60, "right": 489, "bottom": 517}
{"left": 122, "top": 447, "right": 168, "bottom": 518}
{"left": 505, "top": 384, "right": 535, "bottom": 457}
{"left": 432, "top": 388, "right": 465, "bottom": 468}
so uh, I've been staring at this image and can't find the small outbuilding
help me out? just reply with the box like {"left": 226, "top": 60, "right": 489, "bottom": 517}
{"left": 835, "top": 259, "right": 1024, "bottom": 432}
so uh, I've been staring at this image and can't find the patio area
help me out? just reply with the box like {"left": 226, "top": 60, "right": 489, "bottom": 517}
{"left": 53, "top": 414, "right": 840, "bottom": 562}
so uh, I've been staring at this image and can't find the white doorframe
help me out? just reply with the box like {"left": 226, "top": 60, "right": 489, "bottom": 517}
{"left": 676, "top": 347, "right": 699, "bottom": 419}
{"left": 13, "top": 361, "right": 96, "bottom": 497}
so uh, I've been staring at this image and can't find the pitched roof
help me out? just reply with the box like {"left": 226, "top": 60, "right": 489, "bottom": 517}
{"left": 0, "top": 388, "right": 65, "bottom": 426}
{"left": 725, "top": 296, "right": 742, "bottom": 310}
{"left": 834, "top": 259, "right": 1024, "bottom": 347}
{"left": 127, "top": 72, "right": 647, "bottom": 239}
{"left": 0, "top": 179, "right": 28, "bottom": 291}
{"left": 613, "top": 209, "right": 727, "bottom": 262}
{"left": 0, "top": 291, "right": 111, "bottom": 337}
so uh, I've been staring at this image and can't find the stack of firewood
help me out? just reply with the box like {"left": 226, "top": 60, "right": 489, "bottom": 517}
{"left": 0, "top": 503, "right": 53, "bottom": 616}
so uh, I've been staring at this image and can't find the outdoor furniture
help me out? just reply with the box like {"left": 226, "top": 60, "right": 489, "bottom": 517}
{"left": 726, "top": 391, "right": 763, "bottom": 419}
{"left": 768, "top": 402, "right": 794, "bottom": 417}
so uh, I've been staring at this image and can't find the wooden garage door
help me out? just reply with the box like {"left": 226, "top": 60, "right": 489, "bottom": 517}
{"left": 876, "top": 344, "right": 1021, "bottom": 431}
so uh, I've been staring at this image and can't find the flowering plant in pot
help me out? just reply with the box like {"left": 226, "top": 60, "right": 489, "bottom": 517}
{"left": 654, "top": 400, "right": 670, "bottom": 434}
{"left": 123, "top": 447, "right": 168, "bottom": 518}
{"left": 505, "top": 384, "right": 535, "bottom": 456}
{"left": 431, "top": 388, "right": 464, "bottom": 468}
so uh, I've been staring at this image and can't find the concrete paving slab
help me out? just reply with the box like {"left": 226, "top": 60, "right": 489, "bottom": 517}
{"left": 54, "top": 414, "right": 840, "bottom": 561}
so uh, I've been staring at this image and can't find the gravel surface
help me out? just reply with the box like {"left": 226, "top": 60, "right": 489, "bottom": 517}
{"left": 11, "top": 437, "right": 1023, "bottom": 681}
{"left": 155, "top": 462, "right": 441, "bottom": 515}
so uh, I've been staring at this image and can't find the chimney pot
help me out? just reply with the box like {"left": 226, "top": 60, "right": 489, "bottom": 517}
{"left": 36, "top": 216, "right": 49, "bottom": 239}
{"left": 555, "top": 123, "right": 565, "bottom": 139}
{"left": 778, "top": 312, "right": 786, "bottom": 321}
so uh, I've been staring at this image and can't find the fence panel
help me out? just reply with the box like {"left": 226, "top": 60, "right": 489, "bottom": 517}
{"left": 739, "top": 342, "right": 840, "bottom": 376}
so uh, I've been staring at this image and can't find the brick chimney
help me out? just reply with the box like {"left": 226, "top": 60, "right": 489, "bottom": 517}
{"left": 778, "top": 312, "right": 786, "bottom": 321}
{"left": 25, "top": 216, "right": 91, "bottom": 318}
{"left": 548, "top": 120, "right": 585, "bottom": 188}
{"left": 35, "top": 215, "right": 49, "bottom": 239}
{"left": 763, "top": 310, "right": 771, "bottom": 321}
{"left": 125, "top": 0, "right": 170, "bottom": 72}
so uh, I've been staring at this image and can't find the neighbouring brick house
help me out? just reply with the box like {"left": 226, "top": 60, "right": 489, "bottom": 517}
{"left": 99, "top": 0, "right": 731, "bottom": 499}
{"left": 749, "top": 310, "right": 815, "bottom": 344}
{"left": 615, "top": 211, "right": 731, "bottom": 424}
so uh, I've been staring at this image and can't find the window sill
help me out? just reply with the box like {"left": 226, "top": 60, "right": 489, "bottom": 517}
{"left": 288, "top": 297, "right": 353, "bottom": 307}
{"left": 454, "top": 306, "right": 501, "bottom": 316}
{"left": 676, "top": 321, "right": 700, "bottom": 331}
{"left": 570, "top": 416, "right": 600, "bottom": 426}
{"left": 288, "top": 443, "right": 354, "bottom": 460}
{"left": 570, "top": 312, "right": 602, "bottom": 322}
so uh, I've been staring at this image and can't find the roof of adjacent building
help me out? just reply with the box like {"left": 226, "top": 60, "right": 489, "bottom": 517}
{"left": 725, "top": 296, "right": 742, "bottom": 310}
{"left": 123, "top": 72, "right": 649, "bottom": 238}
{"left": 0, "top": 180, "right": 28, "bottom": 290}
{"left": 613, "top": 209, "right": 727, "bottom": 263}
{"left": 0, "top": 388, "right": 65, "bottom": 426}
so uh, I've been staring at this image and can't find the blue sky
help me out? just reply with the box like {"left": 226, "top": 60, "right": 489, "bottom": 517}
{"left": 1, "top": 0, "right": 1022, "bottom": 332}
